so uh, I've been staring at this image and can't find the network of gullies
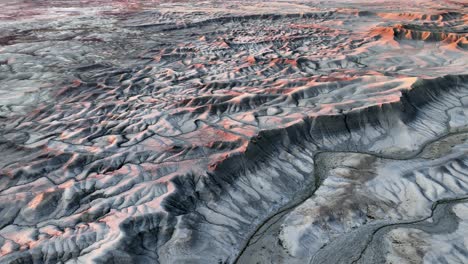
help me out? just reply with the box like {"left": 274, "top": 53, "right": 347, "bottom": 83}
{"left": 0, "top": 0, "right": 467, "bottom": 263}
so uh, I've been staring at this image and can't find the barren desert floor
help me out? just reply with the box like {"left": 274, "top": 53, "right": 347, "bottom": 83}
{"left": 0, "top": 1, "right": 468, "bottom": 263}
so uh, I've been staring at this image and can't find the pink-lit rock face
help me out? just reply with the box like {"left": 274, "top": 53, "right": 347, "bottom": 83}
{"left": 0, "top": 1, "right": 467, "bottom": 263}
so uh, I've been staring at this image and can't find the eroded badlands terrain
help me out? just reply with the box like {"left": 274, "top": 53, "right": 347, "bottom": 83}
{"left": 0, "top": 0, "right": 467, "bottom": 263}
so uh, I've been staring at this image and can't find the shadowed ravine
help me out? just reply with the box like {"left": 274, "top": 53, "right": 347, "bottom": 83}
{"left": 235, "top": 130, "right": 468, "bottom": 264}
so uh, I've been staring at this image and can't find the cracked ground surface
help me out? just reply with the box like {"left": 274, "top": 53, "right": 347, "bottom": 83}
{"left": 0, "top": 1, "right": 467, "bottom": 263}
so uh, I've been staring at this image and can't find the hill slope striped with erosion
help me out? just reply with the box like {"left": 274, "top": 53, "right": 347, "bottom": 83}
{"left": 0, "top": 1, "right": 467, "bottom": 263}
